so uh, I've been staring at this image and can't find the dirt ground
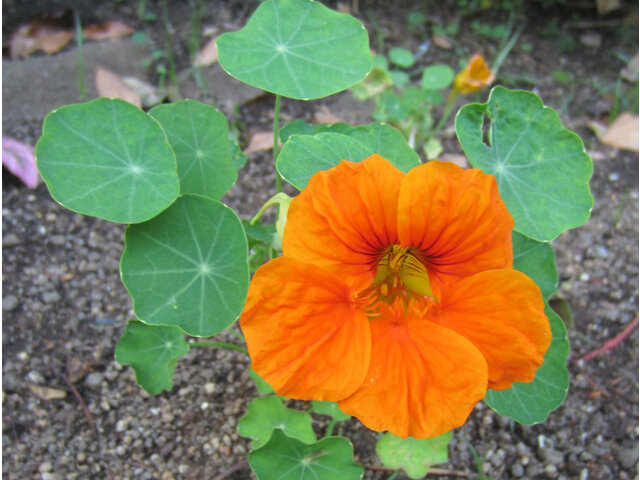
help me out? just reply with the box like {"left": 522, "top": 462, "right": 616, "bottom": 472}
{"left": 2, "top": 0, "right": 639, "bottom": 479}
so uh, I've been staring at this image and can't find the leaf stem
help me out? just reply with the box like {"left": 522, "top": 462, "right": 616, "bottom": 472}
{"left": 190, "top": 341, "right": 248, "bottom": 355}
{"left": 273, "top": 94, "right": 283, "bottom": 193}
{"left": 429, "top": 89, "right": 459, "bottom": 140}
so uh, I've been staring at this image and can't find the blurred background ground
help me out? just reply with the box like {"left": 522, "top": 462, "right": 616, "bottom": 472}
{"left": 2, "top": 0, "right": 638, "bottom": 479}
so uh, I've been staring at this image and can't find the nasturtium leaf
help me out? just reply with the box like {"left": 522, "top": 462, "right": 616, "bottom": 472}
{"left": 376, "top": 431, "right": 451, "bottom": 479}
{"left": 389, "top": 70, "right": 410, "bottom": 87}
{"left": 217, "top": 0, "right": 372, "bottom": 100}
{"left": 455, "top": 86, "right": 593, "bottom": 241}
{"left": 242, "top": 219, "right": 277, "bottom": 248}
{"left": 277, "top": 123, "right": 420, "bottom": 189}
{"left": 311, "top": 401, "right": 350, "bottom": 421}
{"left": 420, "top": 64, "right": 454, "bottom": 90}
{"left": 389, "top": 47, "right": 414, "bottom": 68}
{"left": 121, "top": 195, "right": 249, "bottom": 337}
{"left": 149, "top": 100, "right": 237, "bottom": 200}
{"left": 249, "top": 367, "right": 276, "bottom": 395}
{"left": 484, "top": 305, "right": 569, "bottom": 424}
{"left": 513, "top": 231, "right": 558, "bottom": 301}
{"left": 36, "top": 98, "right": 179, "bottom": 223}
{"left": 229, "top": 139, "right": 248, "bottom": 170}
{"left": 249, "top": 429, "right": 363, "bottom": 480}
{"left": 238, "top": 396, "right": 316, "bottom": 448}
{"left": 114, "top": 320, "right": 189, "bottom": 395}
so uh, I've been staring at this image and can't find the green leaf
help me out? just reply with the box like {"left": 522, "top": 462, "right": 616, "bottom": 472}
{"left": 217, "top": 0, "right": 372, "bottom": 100}
{"left": 229, "top": 138, "right": 248, "bottom": 170}
{"left": 249, "top": 367, "right": 276, "bottom": 395}
{"left": 36, "top": 98, "right": 179, "bottom": 223}
{"left": 277, "top": 123, "right": 420, "bottom": 189}
{"left": 238, "top": 396, "right": 316, "bottom": 448}
{"left": 484, "top": 305, "right": 569, "bottom": 424}
{"left": 311, "top": 401, "right": 350, "bottom": 421}
{"left": 512, "top": 231, "right": 558, "bottom": 301}
{"left": 114, "top": 320, "right": 189, "bottom": 394}
{"left": 249, "top": 429, "right": 363, "bottom": 480}
{"left": 420, "top": 65, "right": 454, "bottom": 90}
{"left": 389, "top": 70, "right": 410, "bottom": 87}
{"left": 242, "top": 219, "right": 277, "bottom": 248}
{"left": 549, "top": 297, "right": 574, "bottom": 328}
{"left": 389, "top": 47, "right": 414, "bottom": 68}
{"left": 120, "top": 195, "right": 249, "bottom": 337}
{"left": 376, "top": 432, "right": 451, "bottom": 479}
{"left": 455, "top": 86, "right": 593, "bottom": 241}
{"left": 149, "top": 100, "right": 237, "bottom": 200}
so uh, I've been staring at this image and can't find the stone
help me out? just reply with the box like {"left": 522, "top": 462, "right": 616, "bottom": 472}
{"left": 3, "top": 295, "right": 19, "bottom": 312}
{"left": 84, "top": 372, "right": 103, "bottom": 389}
{"left": 617, "top": 447, "right": 639, "bottom": 470}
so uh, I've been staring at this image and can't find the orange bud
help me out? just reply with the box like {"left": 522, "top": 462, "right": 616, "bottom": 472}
{"left": 453, "top": 54, "right": 494, "bottom": 95}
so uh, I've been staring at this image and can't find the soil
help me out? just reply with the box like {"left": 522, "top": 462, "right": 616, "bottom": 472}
{"left": 2, "top": 1, "right": 639, "bottom": 479}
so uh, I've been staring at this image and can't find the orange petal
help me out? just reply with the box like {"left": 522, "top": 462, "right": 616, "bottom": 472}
{"left": 338, "top": 305, "right": 488, "bottom": 438}
{"left": 283, "top": 154, "right": 404, "bottom": 291}
{"left": 398, "top": 161, "right": 513, "bottom": 290}
{"left": 241, "top": 257, "right": 371, "bottom": 400}
{"left": 432, "top": 269, "right": 551, "bottom": 390}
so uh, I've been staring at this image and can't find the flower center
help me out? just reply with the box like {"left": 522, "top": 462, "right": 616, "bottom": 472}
{"left": 360, "top": 245, "right": 433, "bottom": 307}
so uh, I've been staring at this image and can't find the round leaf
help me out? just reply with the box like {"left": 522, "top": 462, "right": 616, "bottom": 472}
{"left": 376, "top": 432, "right": 451, "bottom": 479}
{"left": 217, "top": 0, "right": 372, "bottom": 100}
{"left": 149, "top": 100, "right": 237, "bottom": 200}
{"left": 36, "top": 98, "right": 179, "bottom": 223}
{"left": 114, "top": 320, "right": 189, "bottom": 395}
{"left": 238, "top": 396, "right": 316, "bottom": 448}
{"left": 121, "top": 195, "right": 249, "bottom": 337}
{"left": 277, "top": 123, "right": 420, "bottom": 189}
{"left": 484, "top": 305, "right": 569, "bottom": 424}
{"left": 249, "top": 429, "right": 363, "bottom": 480}
{"left": 311, "top": 401, "right": 350, "bottom": 421}
{"left": 420, "top": 64, "right": 454, "bottom": 90}
{"left": 513, "top": 231, "right": 558, "bottom": 301}
{"left": 455, "top": 86, "right": 593, "bottom": 241}
{"left": 389, "top": 47, "right": 414, "bottom": 68}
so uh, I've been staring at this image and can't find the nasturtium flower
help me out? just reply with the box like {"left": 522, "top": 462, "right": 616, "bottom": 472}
{"left": 241, "top": 154, "right": 551, "bottom": 439}
{"left": 453, "top": 54, "right": 494, "bottom": 95}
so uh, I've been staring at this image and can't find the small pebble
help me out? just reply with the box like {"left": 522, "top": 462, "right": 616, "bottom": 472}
{"left": 3, "top": 295, "right": 19, "bottom": 312}
{"left": 3, "top": 233, "right": 20, "bottom": 247}
{"left": 84, "top": 372, "right": 103, "bottom": 389}
{"left": 511, "top": 463, "right": 524, "bottom": 477}
{"left": 42, "top": 291, "right": 61, "bottom": 304}
{"left": 609, "top": 172, "right": 620, "bottom": 182}
{"left": 28, "top": 370, "right": 45, "bottom": 385}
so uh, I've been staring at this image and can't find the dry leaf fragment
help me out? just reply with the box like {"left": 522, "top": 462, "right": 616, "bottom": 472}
{"left": 596, "top": 0, "right": 620, "bottom": 15}
{"left": 10, "top": 15, "right": 74, "bottom": 58}
{"left": 244, "top": 131, "right": 274, "bottom": 153}
{"left": 83, "top": 21, "right": 134, "bottom": 41}
{"left": 28, "top": 383, "right": 67, "bottom": 401}
{"left": 313, "top": 105, "right": 342, "bottom": 124}
{"left": 621, "top": 54, "right": 639, "bottom": 83}
{"left": 193, "top": 37, "right": 219, "bottom": 67}
{"left": 122, "top": 77, "right": 165, "bottom": 108}
{"left": 432, "top": 35, "right": 453, "bottom": 50}
{"left": 2, "top": 137, "right": 39, "bottom": 188}
{"left": 439, "top": 153, "right": 470, "bottom": 169}
{"left": 95, "top": 67, "right": 142, "bottom": 108}
{"left": 599, "top": 113, "right": 639, "bottom": 152}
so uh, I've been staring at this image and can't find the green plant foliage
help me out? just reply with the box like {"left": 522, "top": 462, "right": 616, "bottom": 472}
{"left": 277, "top": 123, "right": 420, "bottom": 189}
{"left": 311, "top": 401, "right": 350, "bottom": 421}
{"left": 512, "top": 232, "right": 558, "bottom": 301}
{"left": 420, "top": 65, "right": 454, "bottom": 90}
{"left": 36, "top": 98, "right": 179, "bottom": 223}
{"left": 149, "top": 100, "right": 237, "bottom": 200}
{"left": 249, "top": 367, "right": 276, "bottom": 395}
{"left": 484, "top": 305, "right": 569, "bottom": 424}
{"left": 249, "top": 429, "right": 363, "bottom": 480}
{"left": 217, "top": 0, "right": 372, "bottom": 100}
{"left": 114, "top": 320, "right": 189, "bottom": 394}
{"left": 389, "top": 47, "right": 414, "bottom": 68}
{"left": 456, "top": 86, "right": 593, "bottom": 241}
{"left": 120, "top": 195, "right": 249, "bottom": 337}
{"left": 238, "top": 396, "right": 316, "bottom": 448}
{"left": 376, "top": 432, "right": 451, "bottom": 479}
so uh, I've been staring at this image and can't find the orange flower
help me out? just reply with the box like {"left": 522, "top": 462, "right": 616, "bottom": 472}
{"left": 453, "top": 54, "right": 494, "bottom": 95}
{"left": 241, "top": 154, "right": 551, "bottom": 439}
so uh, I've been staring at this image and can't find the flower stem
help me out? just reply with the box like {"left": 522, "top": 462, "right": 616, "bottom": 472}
{"left": 429, "top": 89, "right": 459, "bottom": 140}
{"left": 190, "top": 341, "right": 248, "bottom": 355}
{"left": 273, "top": 94, "right": 283, "bottom": 193}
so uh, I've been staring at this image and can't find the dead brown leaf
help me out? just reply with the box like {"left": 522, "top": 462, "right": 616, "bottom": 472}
{"left": 95, "top": 67, "right": 142, "bottom": 108}
{"left": 244, "top": 131, "right": 274, "bottom": 153}
{"left": 28, "top": 383, "right": 67, "bottom": 401}
{"left": 83, "top": 21, "right": 134, "bottom": 41}
{"left": 596, "top": 0, "right": 620, "bottom": 15}
{"left": 313, "top": 105, "right": 342, "bottom": 124}
{"left": 439, "top": 153, "right": 470, "bottom": 169}
{"left": 599, "top": 113, "right": 639, "bottom": 152}
{"left": 432, "top": 35, "right": 453, "bottom": 50}
{"left": 10, "top": 16, "right": 74, "bottom": 58}
{"left": 193, "top": 37, "right": 219, "bottom": 67}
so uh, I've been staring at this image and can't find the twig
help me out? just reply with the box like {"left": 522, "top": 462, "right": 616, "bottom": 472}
{"left": 61, "top": 374, "right": 95, "bottom": 432}
{"left": 579, "top": 315, "right": 638, "bottom": 362}
{"left": 212, "top": 460, "right": 249, "bottom": 480}
{"left": 367, "top": 465, "right": 471, "bottom": 477}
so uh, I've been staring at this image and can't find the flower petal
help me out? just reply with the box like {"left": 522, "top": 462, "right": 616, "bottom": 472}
{"left": 338, "top": 304, "right": 488, "bottom": 439}
{"left": 432, "top": 269, "right": 551, "bottom": 390}
{"left": 283, "top": 154, "right": 404, "bottom": 291}
{"left": 398, "top": 161, "right": 513, "bottom": 290}
{"left": 240, "top": 257, "right": 371, "bottom": 400}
